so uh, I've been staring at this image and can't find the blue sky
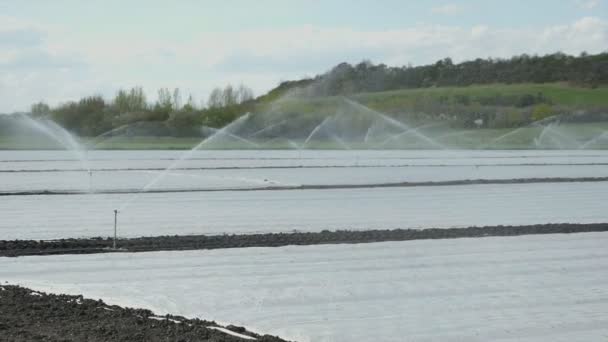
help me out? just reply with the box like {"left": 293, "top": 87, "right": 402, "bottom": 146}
{"left": 0, "top": 0, "right": 606, "bottom": 112}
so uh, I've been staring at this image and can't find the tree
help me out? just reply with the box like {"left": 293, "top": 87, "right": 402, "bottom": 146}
{"left": 236, "top": 84, "right": 254, "bottom": 104}
{"left": 113, "top": 86, "right": 147, "bottom": 113}
{"left": 222, "top": 85, "right": 236, "bottom": 107}
{"left": 454, "top": 94, "right": 471, "bottom": 106}
{"left": 207, "top": 87, "right": 223, "bottom": 108}
{"left": 207, "top": 84, "right": 253, "bottom": 108}
{"left": 156, "top": 88, "right": 173, "bottom": 111}
{"left": 51, "top": 95, "right": 109, "bottom": 136}
{"left": 172, "top": 88, "right": 182, "bottom": 111}
{"left": 183, "top": 94, "right": 196, "bottom": 112}
{"left": 532, "top": 104, "right": 553, "bottom": 122}
{"left": 30, "top": 102, "right": 50, "bottom": 117}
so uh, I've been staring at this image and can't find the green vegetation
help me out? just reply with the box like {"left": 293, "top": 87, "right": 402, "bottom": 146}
{"left": 257, "top": 83, "right": 608, "bottom": 130}
{"left": 354, "top": 83, "right": 608, "bottom": 108}
{"left": 1, "top": 52, "right": 607, "bottom": 150}
{"left": 87, "top": 136, "right": 202, "bottom": 150}
{"left": 300, "top": 52, "right": 608, "bottom": 96}
{"left": 22, "top": 84, "right": 256, "bottom": 138}
{"left": 0, "top": 135, "right": 197, "bottom": 150}
{"left": 15, "top": 52, "right": 608, "bottom": 136}
{"left": 347, "top": 83, "right": 608, "bottom": 128}
{"left": 2, "top": 121, "right": 608, "bottom": 150}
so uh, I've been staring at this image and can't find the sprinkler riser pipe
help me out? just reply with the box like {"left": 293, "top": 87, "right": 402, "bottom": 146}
{"left": 113, "top": 210, "right": 118, "bottom": 249}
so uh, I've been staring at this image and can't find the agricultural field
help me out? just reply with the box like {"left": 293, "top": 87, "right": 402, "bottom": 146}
{"left": 2, "top": 106, "right": 608, "bottom": 342}
{"left": 1, "top": 146, "right": 608, "bottom": 341}
{"left": 1, "top": 150, "right": 608, "bottom": 240}
{"left": 3, "top": 232, "right": 607, "bottom": 342}
{"left": 4, "top": 2, "right": 608, "bottom": 340}
{"left": 356, "top": 83, "right": 608, "bottom": 109}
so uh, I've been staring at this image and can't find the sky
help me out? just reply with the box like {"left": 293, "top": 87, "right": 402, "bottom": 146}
{"left": 0, "top": 0, "right": 607, "bottom": 112}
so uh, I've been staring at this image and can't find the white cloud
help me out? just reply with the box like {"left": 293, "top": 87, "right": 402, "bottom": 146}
{"left": 1, "top": 16, "right": 607, "bottom": 112}
{"left": 577, "top": 0, "right": 600, "bottom": 9}
{"left": 431, "top": 4, "right": 463, "bottom": 15}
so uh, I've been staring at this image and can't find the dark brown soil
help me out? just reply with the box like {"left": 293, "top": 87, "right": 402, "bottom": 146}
{"left": 1, "top": 223, "right": 607, "bottom": 257}
{"left": 1, "top": 177, "right": 608, "bottom": 196}
{"left": 2, "top": 162, "right": 608, "bottom": 174}
{"left": 0, "top": 284, "right": 289, "bottom": 342}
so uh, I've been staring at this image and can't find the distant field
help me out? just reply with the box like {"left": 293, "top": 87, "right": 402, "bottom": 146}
{"left": 0, "top": 136, "right": 202, "bottom": 150}
{"left": 2, "top": 83, "right": 607, "bottom": 150}
{"left": 260, "top": 83, "right": 608, "bottom": 110}
{"left": 89, "top": 136, "right": 202, "bottom": 150}
{"left": 2, "top": 121, "right": 608, "bottom": 150}
{"left": 261, "top": 83, "right": 608, "bottom": 127}
{"left": 354, "top": 83, "right": 608, "bottom": 109}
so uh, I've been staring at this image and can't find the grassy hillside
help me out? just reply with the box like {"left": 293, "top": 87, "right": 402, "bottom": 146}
{"left": 258, "top": 82, "right": 608, "bottom": 128}
{"left": 352, "top": 83, "right": 608, "bottom": 109}
{"left": 3, "top": 122, "right": 608, "bottom": 150}
{"left": 3, "top": 83, "right": 607, "bottom": 150}
{"left": 261, "top": 82, "right": 608, "bottom": 118}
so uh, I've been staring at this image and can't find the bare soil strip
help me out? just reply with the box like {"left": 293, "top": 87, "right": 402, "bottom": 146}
{"left": 2, "top": 223, "right": 606, "bottom": 257}
{"left": 2, "top": 154, "right": 605, "bottom": 163}
{"left": 0, "top": 284, "right": 289, "bottom": 342}
{"left": 1, "top": 177, "right": 607, "bottom": 196}
{"left": 2, "top": 162, "right": 608, "bottom": 173}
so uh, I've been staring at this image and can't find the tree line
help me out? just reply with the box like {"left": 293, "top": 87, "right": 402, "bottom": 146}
{"left": 298, "top": 52, "right": 608, "bottom": 96}
{"left": 28, "top": 85, "right": 255, "bottom": 137}
{"left": 19, "top": 51, "right": 608, "bottom": 136}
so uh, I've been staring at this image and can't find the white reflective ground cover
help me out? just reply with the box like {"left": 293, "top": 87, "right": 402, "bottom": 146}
{"left": 2, "top": 233, "right": 607, "bottom": 342}
{"left": 2, "top": 149, "right": 608, "bottom": 341}
{"left": 1, "top": 165, "right": 608, "bottom": 192}
{"left": 2, "top": 150, "right": 608, "bottom": 240}
{"left": 2, "top": 150, "right": 608, "bottom": 171}
{"left": 1, "top": 182, "right": 607, "bottom": 240}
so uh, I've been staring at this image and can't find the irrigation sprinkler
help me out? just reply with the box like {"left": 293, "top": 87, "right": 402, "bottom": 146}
{"left": 113, "top": 209, "right": 118, "bottom": 249}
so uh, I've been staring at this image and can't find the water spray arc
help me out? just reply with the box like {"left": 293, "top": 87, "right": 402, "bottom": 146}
{"left": 580, "top": 131, "right": 608, "bottom": 149}
{"left": 341, "top": 97, "right": 445, "bottom": 149}
{"left": 374, "top": 122, "right": 446, "bottom": 148}
{"left": 483, "top": 126, "right": 532, "bottom": 149}
{"left": 303, "top": 117, "right": 332, "bottom": 148}
{"left": 86, "top": 123, "right": 135, "bottom": 149}
{"left": 201, "top": 125, "right": 259, "bottom": 148}
{"left": 19, "top": 115, "right": 91, "bottom": 173}
{"left": 533, "top": 123, "right": 582, "bottom": 149}
{"left": 248, "top": 119, "right": 289, "bottom": 138}
{"left": 117, "top": 113, "right": 253, "bottom": 212}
